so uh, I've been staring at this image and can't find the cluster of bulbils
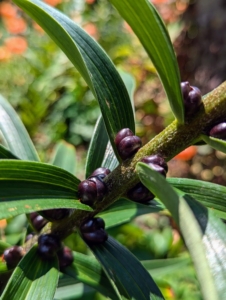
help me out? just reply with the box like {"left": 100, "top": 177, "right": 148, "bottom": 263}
{"left": 78, "top": 128, "right": 169, "bottom": 245}
{"left": 9, "top": 80, "right": 226, "bottom": 269}
{"left": 181, "top": 81, "right": 226, "bottom": 140}
{"left": 3, "top": 234, "right": 73, "bottom": 270}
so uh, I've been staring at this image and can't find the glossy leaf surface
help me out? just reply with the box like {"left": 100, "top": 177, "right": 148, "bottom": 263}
{"left": 50, "top": 140, "right": 76, "bottom": 175}
{"left": 98, "top": 198, "right": 163, "bottom": 229}
{"left": 109, "top": 0, "right": 184, "bottom": 123}
{"left": 201, "top": 134, "right": 226, "bottom": 154}
{"left": 1, "top": 245, "right": 59, "bottom": 300}
{"left": 168, "top": 177, "right": 226, "bottom": 219}
{"left": 0, "top": 95, "right": 39, "bottom": 161}
{"left": 0, "top": 160, "right": 92, "bottom": 219}
{"left": 88, "top": 236, "right": 164, "bottom": 300}
{"left": 137, "top": 163, "right": 226, "bottom": 300}
{"left": 85, "top": 116, "right": 109, "bottom": 178}
{"left": 13, "top": 0, "right": 135, "bottom": 153}
{"left": 65, "top": 251, "right": 119, "bottom": 299}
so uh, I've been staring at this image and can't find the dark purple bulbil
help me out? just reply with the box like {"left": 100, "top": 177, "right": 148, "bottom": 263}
{"left": 114, "top": 128, "right": 134, "bottom": 147}
{"left": 57, "top": 246, "right": 74, "bottom": 269}
{"left": 181, "top": 81, "right": 202, "bottom": 116}
{"left": 41, "top": 208, "right": 70, "bottom": 222}
{"left": 80, "top": 217, "right": 108, "bottom": 245}
{"left": 127, "top": 182, "right": 155, "bottom": 203}
{"left": 209, "top": 122, "right": 226, "bottom": 140}
{"left": 37, "top": 234, "right": 61, "bottom": 259}
{"left": 3, "top": 246, "right": 24, "bottom": 268}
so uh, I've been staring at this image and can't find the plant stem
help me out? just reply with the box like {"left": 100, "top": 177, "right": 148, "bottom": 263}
{"left": 36, "top": 81, "right": 226, "bottom": 241}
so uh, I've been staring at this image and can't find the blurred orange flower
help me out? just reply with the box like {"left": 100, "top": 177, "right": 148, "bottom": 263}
{"left": 44, "top": 0, "right": 62, "bottom": 6}
{"left": 0, "top": 219, "right": 7, "bottom": 229}
{"left": 174, "top": 146, "right": 197, "bottom": 161}
{"left": 0, "top": 2, "right": 17, "bottom": 19}
{"left": 83, "top": 23, "right": 99, "bottom": 40}
{"left": 85, "top": 0, "right": 96, "bottom": 4}
{"left": 4, "top": 36, "right": 28, "bottom": 55}
{"left": 4, "top": 17, "right": 27, "bottom": 34}
{"left": 0, "top": 46, "right": 11, "bottom": 61}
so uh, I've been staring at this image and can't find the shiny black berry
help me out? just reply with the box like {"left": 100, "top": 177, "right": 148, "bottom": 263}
{"left": 3, "top": 246, "right": 24, "bottom": 268}
{"left": 78, "top": 177, "right": 107, "bottom": 206}
{"left": 127, "top": 182, "right": 155, "bottom": 203}
{"left": 78, "top": 179, "right": 97, "bottom": 206}
{"left": 117, "top": 135, "right": 142, "bottom": 160}
{"left": 114, "top": 128, "right": 134, "bottom": 147}
{"left": 181, "top": 82, "right": 202, "bottom": 116}
{"left": 30, "top": 213, "right": 48, "bottom": 232}
{"left": 82, "top": 228, "right": 108, "bottom": 245}
{"left": 80, "top": 217, "right": 108, "bottom": 245}
{"left": 209, "top": 122, "right": 226, "bottom": 140}
{"left": 80, "top": 217, "right": 105, "bottom": 233}
{"left": 38, "top": 234, "right": 61, "bottom": 259}
{"left": 90, "top": 167, "right": 111, "bottom": 180}
{"left": 141, "top": 155, "right": 168, "bottom": 173}
{"left": 57, "top": 246, "right": 74, "bottom": 269}
{"left": 40, "top": 209, "right": 70, "bottom": 222}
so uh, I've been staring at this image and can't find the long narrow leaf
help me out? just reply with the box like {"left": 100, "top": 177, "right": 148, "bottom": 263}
{"left": 0, "top": 160, "right": 92, "bottom": 219}
{"left": 64, "top": 251, "right": 119, "bottom": 299}
{"left": 87, "top": 236, "right": 164, "bottom": 300}
{"left": 0, "top": 95, "right": 39, "bottom": 161}
{"left": 85, "top": 116, "right": 109, "bottom": 178}
{"left": 1, "top": 245, "right": 59, "bottom": 300}
{"left": 98, "top": 198, "right": 163, "bottom": 229}
{"left": 201, "top": 134, "right": 226, "bottom": 154}
{"left": 109, "top": 0, "right": 184, "bottom": 123}
{"left": 168, "top": 177, "right": 226, "bottom": 219}
{"left": 50, "top": 140, "right": 76, "bottom": 175}
{"left": 13, "top": 0, "right": 135, "bottom": 155}
{"left": 137, "top": 163, "right": 226, "bottom": 300}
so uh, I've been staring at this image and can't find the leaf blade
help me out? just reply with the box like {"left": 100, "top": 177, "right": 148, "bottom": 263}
{"left": 0, "top": 95, "right": 39, "bottom": 161}
{"left": 13, "top": 0, "right": 135, "bottom": 153}
{"left": 109, "top": 0, "right": 184, "bottom": 123}
{"left": 137, "top": 162, "right": 226, "bottom": 300}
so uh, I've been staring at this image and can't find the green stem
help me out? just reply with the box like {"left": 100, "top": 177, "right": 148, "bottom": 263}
{"left": 35, "top": 81, "right": 226, "bottom": 241}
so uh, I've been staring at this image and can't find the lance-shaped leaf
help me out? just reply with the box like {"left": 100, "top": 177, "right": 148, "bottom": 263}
{"left": 85, "top": 116, "right": 109, "bottom": 178}
{"left": 102, "top": 141, "right": 119, "bottom": 171}
{"left": 13, "top": 0, "right": 135, "bottom": 155}
{"left": 0, "top": 160, "right": 92, "bottom": 219}
{"left": 201, "top": 134, "right": 226, "bottom": 154}
{"left": 0, "top": 145, "right": 18, "bottom": 159}
{"left": 50, "top": 140, "right": 76, "bottom": 175}
{"left": 168, "top": 177, "right": 226, "bottom": 219}
{"left": 0, "top": 95, "right": 39, "bottom": 161}
{"left": 137, "top": 162, "right": 226, "bottom": 300}
{"left": 109, "top": 0, "right": 184, "bottom": 123}
{"left": 98, "top": 198, "right": 163, "bottom": 229}
{"left": 1, "top": 245, "right": 59, "bottom": 300}
{"left": 64, "top": 251, "right": 119, "bottom": 299}
{"left": 87, "top": 236, "right": 164, "bottom": 300}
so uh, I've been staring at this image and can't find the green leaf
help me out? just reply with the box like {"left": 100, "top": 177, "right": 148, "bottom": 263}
{"left": 98, "top": 198, "right": 163, "bottom": 229}
{"left": 0, "top": 160, "right": 92, "bottom": 219}
{"left": 0, "top": 241, "right": 11, "bottom": 255}
{"left": 109, "top": 0, "right": 184, "bottom": 123}
{"left": 201, "top": 134, "right": 226, "bottom": 154}
{"left": 13, "top": 0, "right": 135, "bottom": 154}
{"left": 168, "top": 177, "right": 226, "bottom": 219}
{"left": 0, "top": 261, "right": 8, "bottom": 274}
{"left": 137, "top": 162, "right": 226, "bottom": 300}
{"left": 64, "top": 251, "right": 119, "bottom": 299}
{"left": 50, "top": 140, "right": 76, "bottom": 175}
{"left": 142, "top": 256, "right": 191, "bottom": 278}
{"left": 55, "top": 282, "right": 96, "bottom": 300}
{"left": 102, "top": 141, "right": 119, "bottom": 171}
{"left": 0, "top": 145, "right": 18, "bottom": 159}
{"left": 85, "top": 116, "right": 109, "bottom": 178}
{"left": 0, "top": 95, "right": 39, "bottom": 161}
{"left": 1, "top": 245, "right": 59, "bottom": 300}
{"left": 118, "top": 69, "right": 136, "bottom": 112}
{"left": 87, "top": 236, "right": 164, "bottom": 300}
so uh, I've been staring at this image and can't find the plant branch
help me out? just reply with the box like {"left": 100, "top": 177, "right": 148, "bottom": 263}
{"left": 31, "top": 81, "right": 226, "bottom": 242}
